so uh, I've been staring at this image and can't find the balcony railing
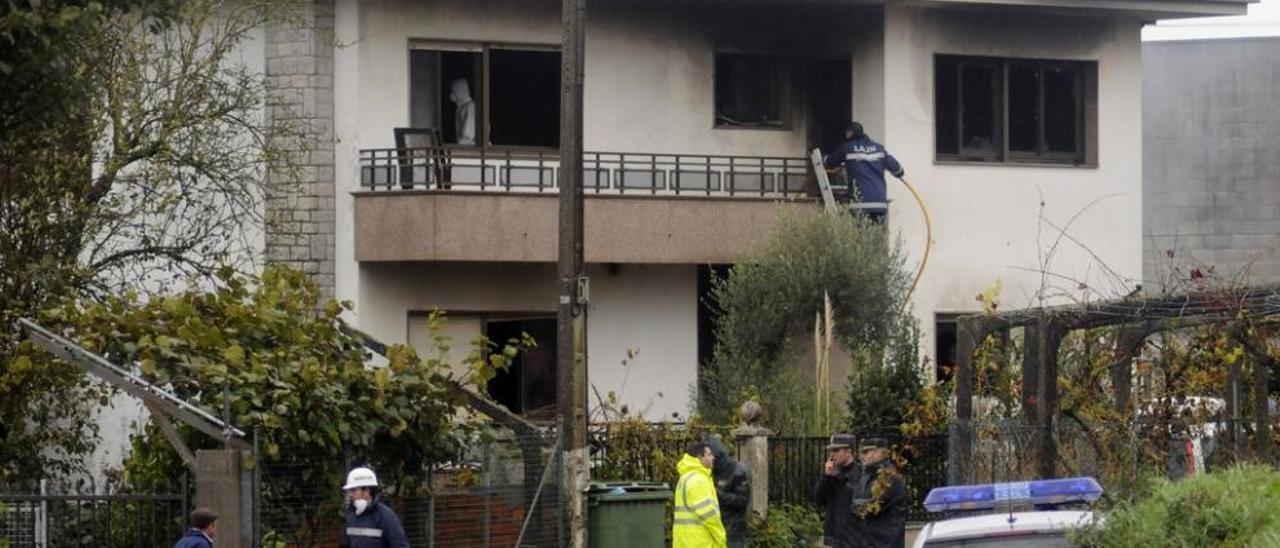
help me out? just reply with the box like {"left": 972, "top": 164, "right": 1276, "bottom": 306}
{"left": 358, "top": 146, "right": 828, "bottom": 198}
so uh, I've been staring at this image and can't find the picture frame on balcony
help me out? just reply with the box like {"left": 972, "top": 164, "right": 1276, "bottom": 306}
{"left": 394, "top": 127, "right": 450, "bottom": 189}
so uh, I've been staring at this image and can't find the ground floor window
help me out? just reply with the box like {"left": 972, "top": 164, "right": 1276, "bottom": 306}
{"left": 408, "top": 312, "right": 557, "bottom": 417}
{"left": 935, "top": 313, "right": 960, "bottom": 383}
{"left": 486, "top": 316, "right": 558, "bottom": 418}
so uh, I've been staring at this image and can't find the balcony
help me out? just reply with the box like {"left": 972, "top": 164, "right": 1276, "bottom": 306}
{"left": 358, "top": 146, "right": 819, "bottom": 196}
{"left": 353, "top": 146, "right": 826, "bottom": 264}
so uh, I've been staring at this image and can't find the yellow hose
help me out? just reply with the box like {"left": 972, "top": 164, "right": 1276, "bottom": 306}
{"left": 898, "top": 175, "right": 932, "bottom": 308}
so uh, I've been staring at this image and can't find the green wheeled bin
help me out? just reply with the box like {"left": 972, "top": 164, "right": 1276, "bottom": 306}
{"left": 586, "top": 481, "right": 672, "bottom": 548}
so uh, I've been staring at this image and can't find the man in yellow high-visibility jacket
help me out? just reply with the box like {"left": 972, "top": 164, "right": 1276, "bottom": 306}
{"left": 673, "top": 441, "right": 728, "bottom": 548}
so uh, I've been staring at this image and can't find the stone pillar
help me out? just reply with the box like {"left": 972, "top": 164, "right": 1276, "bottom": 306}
{"left": 734, "top": 401, "right": 772, "bottom": 519}
{"left": 265, "top": 0, "right": 337, "bottom": 299}
{"left": 196, "top": 450, "right": 251, "bottom": 548}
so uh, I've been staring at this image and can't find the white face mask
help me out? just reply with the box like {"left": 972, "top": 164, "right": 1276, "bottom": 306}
{"left": 353, "top": 499, "right": 370, "bottom": 515}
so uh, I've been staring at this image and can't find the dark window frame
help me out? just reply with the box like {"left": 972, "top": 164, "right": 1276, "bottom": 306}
{"left": 935, "top": 54, "right": 1094, "bottom": 166}
{"left": 934, "top": 312, "right": 962, "bottom": 384}
{"left": 713, "top": 51, "right": 793, "bottom": 130}
{"left": 409, "top": 40, "right": 561, "bottom": 150}
{"left": 406, "top": 309, "right": 557, "bottom": 415}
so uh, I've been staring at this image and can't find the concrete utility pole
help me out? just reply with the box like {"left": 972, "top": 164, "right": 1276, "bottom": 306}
{"left": 557, "top": 0, "right": 589, "bottom": 545}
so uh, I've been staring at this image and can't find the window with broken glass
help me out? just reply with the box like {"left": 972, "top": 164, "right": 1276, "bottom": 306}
{"left": 714, "top": 52, "right": 791, "bottom": 129}
{"left": 935, "top": 55, "right": 1092, "bottom": 164}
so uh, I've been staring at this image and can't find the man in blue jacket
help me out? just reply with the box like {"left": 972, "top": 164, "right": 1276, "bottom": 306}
{"left": 339, "top": 466, "right": 411, "bottom": 548}
{"left": 823, "top": 122, "right": 904, "bottom": 223}
{"left": 172, "top": 507, "right": 217, "bottom": 548}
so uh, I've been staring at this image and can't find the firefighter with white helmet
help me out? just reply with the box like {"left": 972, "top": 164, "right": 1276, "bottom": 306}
{"left": 339, "top": 466, "right": 410, "bottom": 548}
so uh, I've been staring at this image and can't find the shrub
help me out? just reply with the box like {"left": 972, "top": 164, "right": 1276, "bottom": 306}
{"left": 699, "top": 211, "right": 915, "bottom": 434}
{"left": 592, "top": 417, "right": 729, "bottom": 486}
{"left": 748, "top": 504, "right": 823, "bottom": 548}
{"left": 1073, "top": 465, "right": 1280, "bottom": 547}
{"left": 845, "top": 315, "right": 922, "bottom": 436}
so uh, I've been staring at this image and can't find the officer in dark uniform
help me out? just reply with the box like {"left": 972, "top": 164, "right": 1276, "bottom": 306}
{"left": 823, "top": 122, "right": 905, "bottom": 223}
{"left": 814, "top": 433, "right": 860, "bottom": 547}
{"left": 850, "top": 437, "right": 907, "bottom": 548}
{"left": 707, "top": 436, "right": 751, "bottom": 548}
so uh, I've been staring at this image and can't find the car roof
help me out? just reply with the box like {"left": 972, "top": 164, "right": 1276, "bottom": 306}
{"left": 917, "top": 510, "right": 1093, "bottom": 543}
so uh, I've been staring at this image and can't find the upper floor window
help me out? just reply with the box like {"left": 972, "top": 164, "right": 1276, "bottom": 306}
{"left": 409, "top": 43, "right": 560, "bottom": 148}
{"left": 715, "top": 52, "right": 791, "bottom": 129}
{"left": 935, "top": 55, "right": 1096, "bottom": 165}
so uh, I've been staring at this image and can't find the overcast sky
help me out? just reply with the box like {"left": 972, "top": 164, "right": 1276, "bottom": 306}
{"left": 1144, "top": 0, "right": 1280, "bottom": 41}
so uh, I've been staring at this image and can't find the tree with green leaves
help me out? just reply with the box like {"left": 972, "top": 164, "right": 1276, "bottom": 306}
{"left": 1, "top": 0, "right": 305, "bottom": 481}
{"left": 698, "top": 211, "right": 920, "bottom": 434}
{"left": 18, "top": 266, "right": 524, "bottom": 542}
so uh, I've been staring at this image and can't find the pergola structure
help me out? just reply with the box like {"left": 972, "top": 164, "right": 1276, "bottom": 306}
{"left": 950, "top": 283, "right": 1280, "bottom": 484}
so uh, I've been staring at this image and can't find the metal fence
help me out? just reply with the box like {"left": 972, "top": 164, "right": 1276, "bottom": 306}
{"left": 767, "top": 435, "right": 949, "bottom": 523}
{"left": 359, "top": 146, "right": 823, "bottom": 198}
{"left": 0, "top": 477, "right": 188, "bottom": 548}
{"left": 767, "top": 436, "right": 828, "bottom": 509}
{"left": 257, "top": 430, "right": 563, "bottom": 548}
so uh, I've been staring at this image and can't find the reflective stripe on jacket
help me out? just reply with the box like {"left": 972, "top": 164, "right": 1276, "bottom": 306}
{"left": 338, "top": 498, "right": 410, "bottom": 548}
{"left": 822, "top": 134, "right": 903, "bottom": 208}
{"left": 672, "top": 454, "right": 728, "bottom": 548}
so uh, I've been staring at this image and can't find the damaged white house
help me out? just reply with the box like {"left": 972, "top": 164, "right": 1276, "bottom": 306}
{"left": 260, "top": 0, "right": 1253, "bottom": 420}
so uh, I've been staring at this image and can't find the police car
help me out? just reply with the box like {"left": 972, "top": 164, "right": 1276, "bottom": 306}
{"left": 910, "top": 477, "right": 1103, "bottom": 547}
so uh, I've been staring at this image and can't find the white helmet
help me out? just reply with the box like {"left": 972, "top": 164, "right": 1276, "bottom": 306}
{"left": 343, "top": 467, "right": 379, "bottom": 490}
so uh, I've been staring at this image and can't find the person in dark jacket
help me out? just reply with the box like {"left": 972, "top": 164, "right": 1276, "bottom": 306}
{"left": 172, "top": 507, "right": 217, "bottom": 548}
{"left": 850, "top": 437, "right": 907, "bottom": 548}
{"left": 823, "top": 121, "right": 904, "bottom": 223}
{"left": 813, "top": 433, "right": 860, "bottom": 547}
{"left": 707, "top": 436, "right": 751, "bottom": 548}
{"left": 339, "top": 466, "right": 410, "bottom": 548}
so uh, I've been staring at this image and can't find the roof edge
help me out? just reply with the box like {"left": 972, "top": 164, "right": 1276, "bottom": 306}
{"left": 913, "top": 0, "right": 1254, "bottom": 20}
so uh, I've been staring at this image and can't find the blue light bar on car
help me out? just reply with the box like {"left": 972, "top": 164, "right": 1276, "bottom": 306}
{"left": 924, "top": 477, "right": 1103, "bottom": 512}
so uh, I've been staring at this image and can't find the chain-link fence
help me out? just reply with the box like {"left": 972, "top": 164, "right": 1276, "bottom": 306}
{"left": 257, "top": 429, "right": 563, "bottom": 548}
{"left": 948, "top": 416, "right": 1280, "bottom": 499}
{"left": 0, "top": 476, "right": 188, "bottom": 548}
{"left": 588, "top": 423, "right": 738, "bottom": 486}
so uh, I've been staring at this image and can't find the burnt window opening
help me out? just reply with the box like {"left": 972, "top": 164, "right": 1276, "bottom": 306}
{"left": 936, "top": 55, "right": 1092, "bottom": 164}
{"left": 410, "top": 49, "right": 481, "bottom": 145}
{"left": 407, "top": 312, "right": 557, "bottom": 418}
{"left": 409, "top": 45, "right": 560, "bottom": 148}
{"left": 715, "top": 53, "right": 790, "bottom": 129}
{"left": 489, "top": 49, "right": 560, "bottom": 147}
{"left": 935, "top": 314, "right": 959, "bottom": 384}
{"left": 485, "top": 317, "right": 558, "bottom": 418}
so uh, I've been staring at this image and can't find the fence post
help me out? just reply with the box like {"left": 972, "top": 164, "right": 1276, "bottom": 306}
{"left": 37, "top": 479, "right": 48, "bottom": 547}
{"left": 196, "top": 449, "right": 251, "bottom": 548}
{"left": 734, "top": 401, "right": 772, "bottom": 519}
{"left": 483, "top": 442, "right": 492, "bottom": 548}
{"left": 428, "top": 464, "right": 436, "bottom": 548}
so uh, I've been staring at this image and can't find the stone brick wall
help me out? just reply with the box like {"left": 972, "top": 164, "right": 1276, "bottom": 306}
{"left": 1144, "top": 38, "right": 1280, "bottom": 287}
{"left": 265, "top": 0, "right": 336, "bottom": 298}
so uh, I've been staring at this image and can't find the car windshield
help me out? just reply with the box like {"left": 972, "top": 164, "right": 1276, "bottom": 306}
{"left": 924, "top": 532, "right": 1073, "bottom": 547}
